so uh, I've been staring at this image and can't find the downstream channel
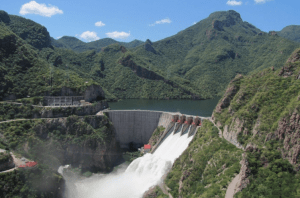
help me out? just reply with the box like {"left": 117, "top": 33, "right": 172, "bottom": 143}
{"left": 61, "top": 99, "right": 219, "bottom": 197}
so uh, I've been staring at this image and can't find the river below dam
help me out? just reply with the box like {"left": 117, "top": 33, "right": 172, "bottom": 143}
{"left": 60, "top": 99, "right": 219, "bottom": 197}
{"left": 108, "top": 98, "right": 220, "bottom": 117}
{"left": 61, "top": 124, "right": 194, "bottom": 198}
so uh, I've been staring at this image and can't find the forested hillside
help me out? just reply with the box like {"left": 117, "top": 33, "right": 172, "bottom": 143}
{"left": 0, "top": 11, "right": 101, "bottom": 101}
{"left": 1, "top": 9, "right": 300, "bottom": 101}
{"left": 212, "top": 48, "right": 300, "bottom": 197}
{"left": 0, "top": 10, "right": 202, "bottom": 100}
{"left": 52, "top": 36, "right": 144, "bottom": 53}
{"left": 130, "top": 10, "right": 300, "bottom": 97}
{"left": 144, "top": 48, "right": 300, "bottom": 198}
{"left": 278, "top": 25, "right": 300, "bottom": 43}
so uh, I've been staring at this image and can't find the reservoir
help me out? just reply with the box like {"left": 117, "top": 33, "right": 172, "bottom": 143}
{"left": 108, "top": 98, "right": 220, "bottom": 117}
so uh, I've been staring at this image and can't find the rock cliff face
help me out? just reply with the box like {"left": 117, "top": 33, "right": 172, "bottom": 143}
{"left": 214, "top": 74, "right": 243, "bottom": 113}
{"left": 31, "top": 115, "right": 121, "bottom": 172}
{"left": 144, "top": 39, "right": 157, "bottom": 54}
{"left": 212, "top": 74, "right": 244, "bottom": 149}
{"left": 268, "top": 111, "right": 300, "bottom": 169}
{"left": 222, "top": 117, "right": 244, "bottom": 149}
{"left": 234, "top": 150, "right": 252, "bottom": 194}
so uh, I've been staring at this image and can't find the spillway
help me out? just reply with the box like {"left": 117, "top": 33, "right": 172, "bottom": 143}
{"left": 62, "top": 126, "right": 194, "bottom": 198}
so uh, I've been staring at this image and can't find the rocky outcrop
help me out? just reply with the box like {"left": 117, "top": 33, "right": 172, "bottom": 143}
{"left": 215, "top": 74, "right": 243, "bottom": 113}
{"left": 286, "top": 49, "right": 300, "bottom": 63}
{"left": 212, "top": 10, "right": 242, "bottom": 31}
{"left": 178, "top": 169, "right": 192, "bottom": 195}
{"left": 84, "top": 84, "right": 105, "bottom": 102}
{"left": 269, "top": 31, "right": 277, "bottom": 36}
{"left": 278, "top": 64, "right": 295, "bottom": 77}
{"left": 144, "top": 39, "right": 157, "bottom": 54}
{"left": 278, "top": 49, "right": 300, "bottom": 77}
{"left": 120, "top": 46, "right": 127, "bottom": 53}
{"left": 234, "top": 153, "right": 251, "bottom": 194}
{"left": 265, "top": 111, "right": 300, "bottom": 168}
{"left": 222, "top": 117, "right": 244, "bottom": 149}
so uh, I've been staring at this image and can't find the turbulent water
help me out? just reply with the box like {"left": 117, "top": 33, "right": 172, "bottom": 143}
{"left": 61, "top": 127, "right": 194, "bottom": 198}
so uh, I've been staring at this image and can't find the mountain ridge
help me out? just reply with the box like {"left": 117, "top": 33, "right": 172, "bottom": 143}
{"left": 278, "top": 25, "right": 300, "bottom": 43}
{"left": 52, "top": 36, "right": 144, "bottom": 53}
{"left": 0, "top": 9, "right": 300, "bottom": 100}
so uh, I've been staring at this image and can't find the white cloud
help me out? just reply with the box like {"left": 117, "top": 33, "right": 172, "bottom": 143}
{"left": 226, "top": 0, "right": 243, "bottom": 6}
{"left": 105, "top": 31, "right": 130, "bottom": 39}
{"left": 254, "top": 0, "right": 273, "bottom": 4}
{"left": 95, "top": 21, "right": 105, "bottom": 27}
{"left": 20, "top": 1, "right": 63, "bottom": 17}
{"left": 150, "top": 18, "right": 172, "bottom": 26}
{"left": 56, "top": 36, "right": 62, "bottom": 39}
{"left": 79, "top": 31, "right": 100, "bottom": 42}
{"left": 193, "top": 22, "right": 197, "bottom": 25}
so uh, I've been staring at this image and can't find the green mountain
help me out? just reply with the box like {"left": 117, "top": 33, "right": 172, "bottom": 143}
{"left": 57, "top": 10, "right": 300, "bottom": 100}
{"left": 0, "top": 10, "right": 200, "bottom": 100}
{"left": 211, "top": 48, "right": 300, "bottom": 197}
{"left": 0, "top": 11, "right": 101, "bottom": 100}
{"left": 278, "top": 25, "right": 300, "bottom": 43}
{"left": 129, "top": 10, "right": 300, "bottom": 97}
{"left": 1, "top": 9, "right": 300, "bottom": 101}
{"left": 52, "top": 36, "right": 144, "bottom": 53}
{"left": 145, "top": 48, "right": 300, "bottom": 198}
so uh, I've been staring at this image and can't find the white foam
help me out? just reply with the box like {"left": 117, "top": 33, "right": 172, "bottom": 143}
{"left": 65, "top": 128, "right": 194, "bottom": 198}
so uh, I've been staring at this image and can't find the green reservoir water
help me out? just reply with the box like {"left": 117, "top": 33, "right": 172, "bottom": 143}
{"left": 108, "top": 98, "right": 220, "bottom": 117}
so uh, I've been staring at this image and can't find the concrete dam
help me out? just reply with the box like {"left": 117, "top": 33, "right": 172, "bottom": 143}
{"left": 62, "top": 110, "right": 210, "bottom": 198}
{"left": 103, "top": 110, "right": 209, "bottom": 149}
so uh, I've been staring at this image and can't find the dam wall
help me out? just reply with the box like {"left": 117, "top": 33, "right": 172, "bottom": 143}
{"left": 104, "top": 110, "right": 165, "bottom": 149}
{"left": 104, "top": 110, "right": 210, "bottom": 149}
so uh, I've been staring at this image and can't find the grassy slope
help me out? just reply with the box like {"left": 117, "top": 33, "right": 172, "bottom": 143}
{"left": 213, "top": 48, "right": 300, "bottom": 197}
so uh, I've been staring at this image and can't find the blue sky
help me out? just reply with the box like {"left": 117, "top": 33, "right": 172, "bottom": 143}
{"left": 2, "top": 0, "right": 299, "bottom": 42}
